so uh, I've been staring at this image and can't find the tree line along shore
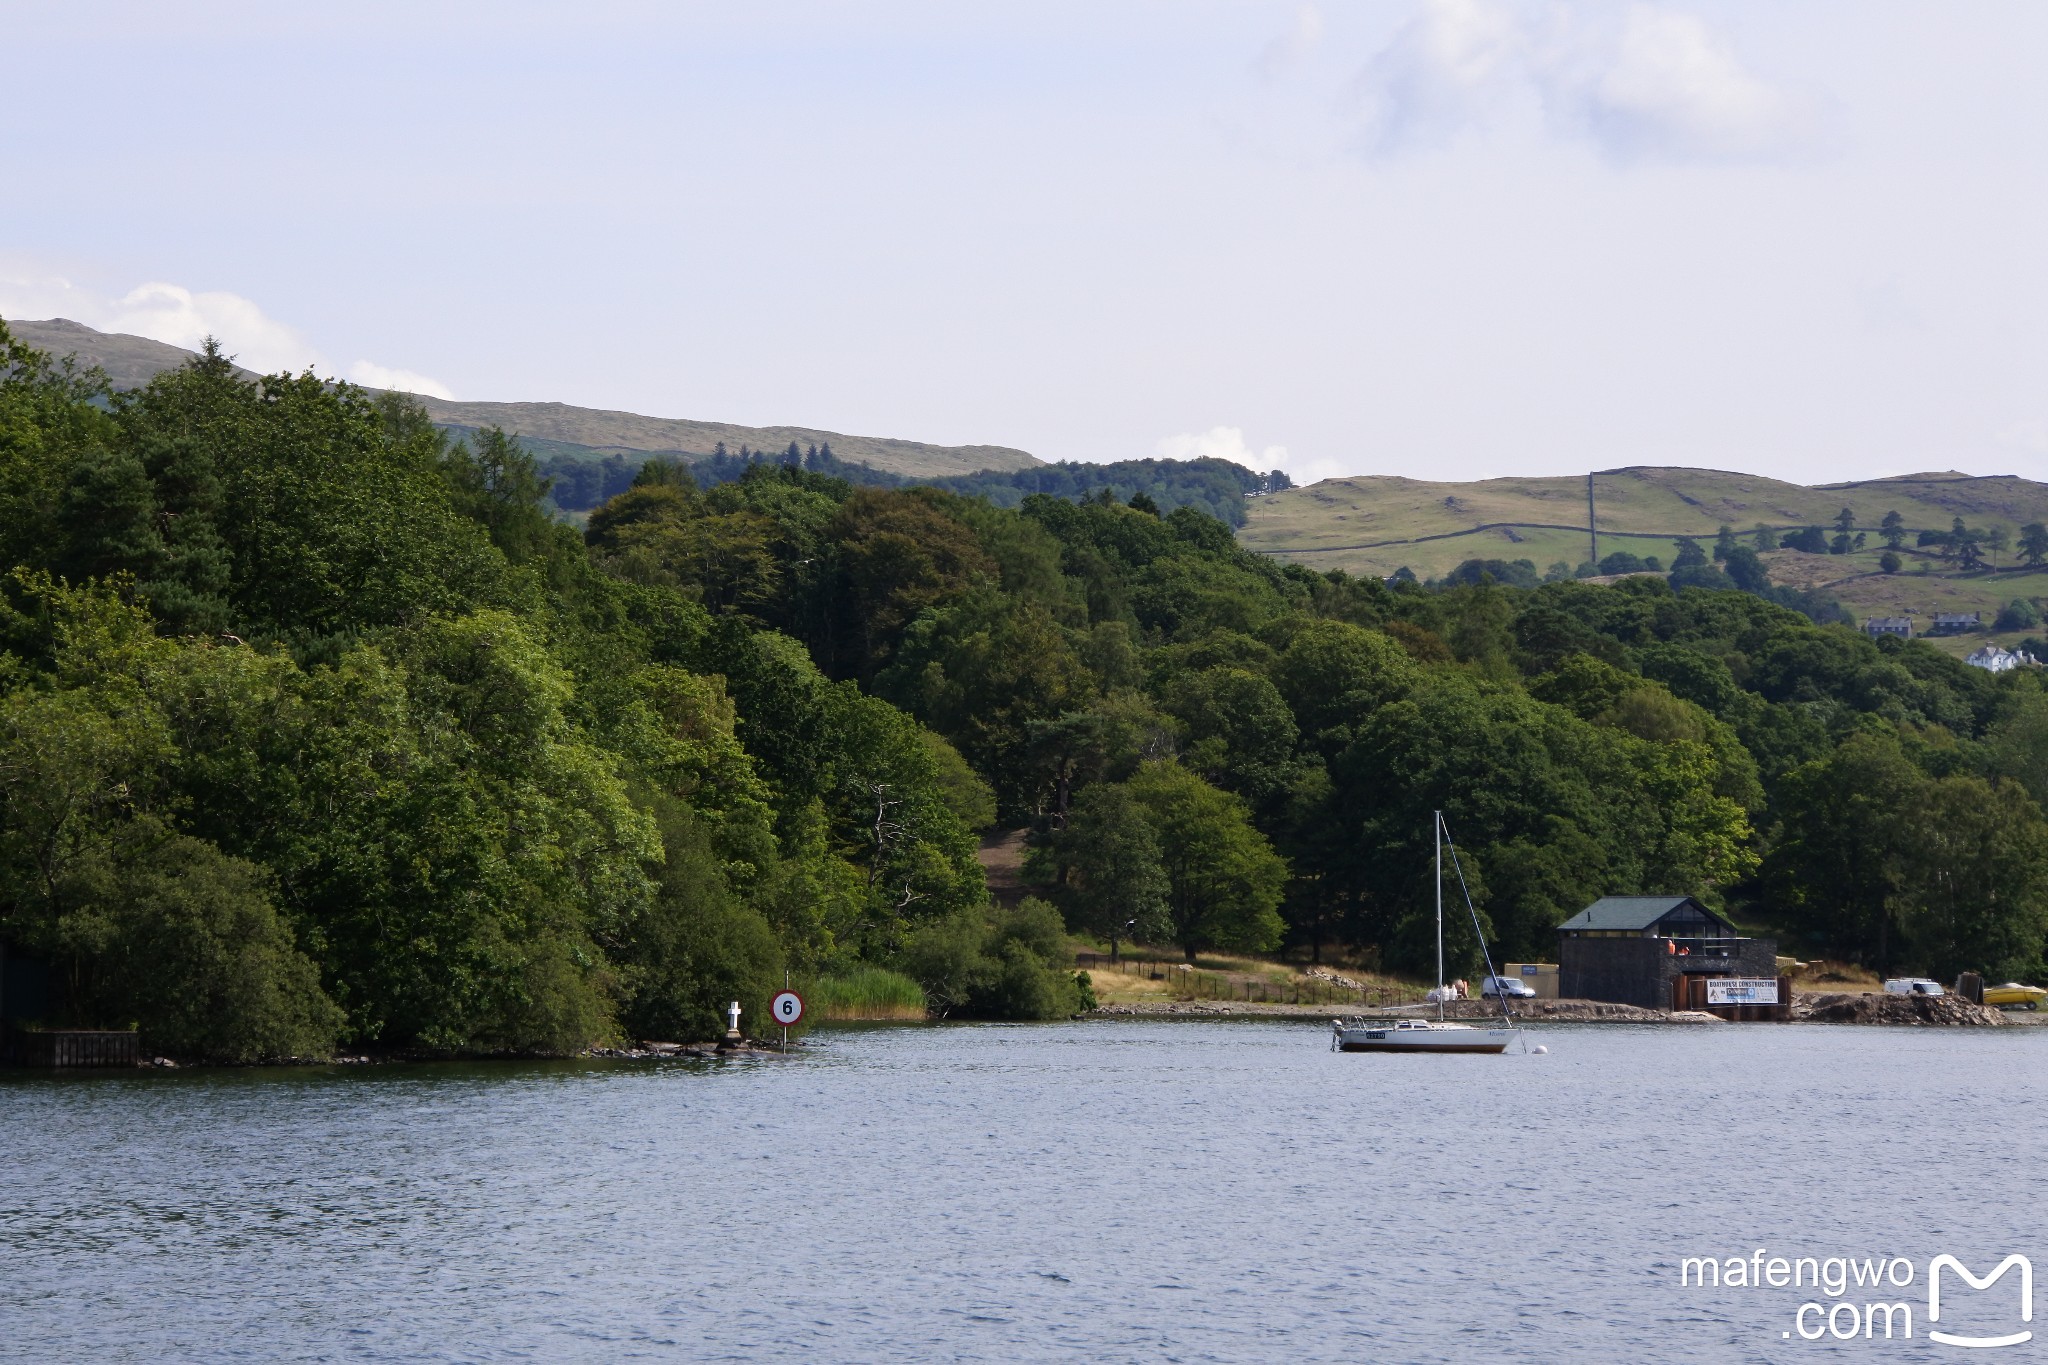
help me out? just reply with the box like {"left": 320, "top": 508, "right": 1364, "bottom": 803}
{"left": 2, "top": 320, "right": 2045, "bottom": 1062}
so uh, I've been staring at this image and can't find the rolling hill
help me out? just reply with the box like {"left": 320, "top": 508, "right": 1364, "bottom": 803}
{"left": 1243, "top": 466, "right": 2048, "bottom": 655}
{"left": 12, "top": 316, "right": 2046, "bottom": 653}
{"left": 6, "top": 318, "right": 1039, "bottom": 480}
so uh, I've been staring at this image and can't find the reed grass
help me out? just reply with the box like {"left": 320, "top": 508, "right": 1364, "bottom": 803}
{"left": 808, "top": 967, "right": 929, "bottom": 1020}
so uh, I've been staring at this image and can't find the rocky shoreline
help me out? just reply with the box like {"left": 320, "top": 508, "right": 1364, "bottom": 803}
{"left": 586, "top": 1039, "right": 796, "bottom": 1058}
{"left": 1092, "top": 993, "right": 2019, "bottom": 1026}
{"left": 1089, "top": 999, "right": 1687, "bottom": 1022}
{"left": 1791, "top": 992, "right": 2007, "bottom": 1026}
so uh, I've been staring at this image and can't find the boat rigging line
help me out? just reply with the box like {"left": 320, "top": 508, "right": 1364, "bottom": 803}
{"left": 1438, "top": 812, "right": 1532, "bottom": 1054}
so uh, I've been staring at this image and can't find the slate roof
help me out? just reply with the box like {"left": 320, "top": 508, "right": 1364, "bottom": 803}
{"left": 1557, "top": 896, "right": 1731, "bottom": 933}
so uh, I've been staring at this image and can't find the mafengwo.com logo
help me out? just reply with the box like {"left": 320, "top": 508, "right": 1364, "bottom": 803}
{"left": 1679, "top": 1250, "right": 2032, "bottom": 1346}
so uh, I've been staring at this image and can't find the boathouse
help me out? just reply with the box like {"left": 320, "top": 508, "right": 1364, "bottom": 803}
{"left": 1556, "top": 896, "right": 1779, "bottom": 1012}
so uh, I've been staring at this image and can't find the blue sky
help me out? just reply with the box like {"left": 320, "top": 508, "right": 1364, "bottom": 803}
{"left": 4, "top": 1, "right": 2045, "bottom": 486}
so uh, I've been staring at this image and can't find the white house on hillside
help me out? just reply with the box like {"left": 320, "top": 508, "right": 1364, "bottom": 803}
{"left": 1965, "top": 644, "right": 2038, "bottom": 673}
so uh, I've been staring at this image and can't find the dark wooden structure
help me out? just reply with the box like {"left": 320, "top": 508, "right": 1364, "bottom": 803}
{"left": 1558, "top": 896, "right": 1782, "bottom": 1016}
{"left": 6, "top": 1029, "right": 140, "bottom": 1068}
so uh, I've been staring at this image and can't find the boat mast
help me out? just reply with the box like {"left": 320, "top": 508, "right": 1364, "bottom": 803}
{"left": 1434, "top": 810, "right": 1444, "bottom": 1021}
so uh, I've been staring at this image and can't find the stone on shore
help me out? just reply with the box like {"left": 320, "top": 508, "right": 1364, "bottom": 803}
{"left": 1792, "top": 992, "right": 2006, "bottom": 1026}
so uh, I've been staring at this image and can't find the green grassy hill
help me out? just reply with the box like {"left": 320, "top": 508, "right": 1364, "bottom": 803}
{"left": 1242, "top": 465, "right": 2048, "bottom": 655}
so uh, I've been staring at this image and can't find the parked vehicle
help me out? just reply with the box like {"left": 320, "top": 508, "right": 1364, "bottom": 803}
{"left": 1480, "top": 975, "right": 1536, "bottom": 999}
{"left": 1883, "top": 977, "right": 1945, "bottom": 997}
{"left": 1982, "top": 982, "right": 2047, "bottom": 1010}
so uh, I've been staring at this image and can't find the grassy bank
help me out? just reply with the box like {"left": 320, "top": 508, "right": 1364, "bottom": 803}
{"left": 1073, "top": 947, "right": 1428, "bottom": 1011}
{"left": 808, "top": 968, "right": 929, "bottom": 1021}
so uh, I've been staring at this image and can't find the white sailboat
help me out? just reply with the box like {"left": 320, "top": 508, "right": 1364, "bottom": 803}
{"left": 1331, "top": 812, "right": 1522, "bottom": 1056}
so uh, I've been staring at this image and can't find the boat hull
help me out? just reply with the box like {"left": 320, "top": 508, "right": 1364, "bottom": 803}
{"left": 1336, "top": 1028, "right": 1516, "bottom": 1054}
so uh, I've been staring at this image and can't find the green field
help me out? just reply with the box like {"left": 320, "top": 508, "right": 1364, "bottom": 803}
{"left": 1241, "top": 466, "right": 2048, "bottom": 648}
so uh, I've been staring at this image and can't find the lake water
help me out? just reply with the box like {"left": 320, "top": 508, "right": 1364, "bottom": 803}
{"left": 3, "top": 1018, "right": 2043, "bottom": 1362}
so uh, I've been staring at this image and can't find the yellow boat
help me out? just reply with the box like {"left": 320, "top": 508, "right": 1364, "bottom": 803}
{"left": 1982, "top": 982, "right": 2047, "bottom": 1009}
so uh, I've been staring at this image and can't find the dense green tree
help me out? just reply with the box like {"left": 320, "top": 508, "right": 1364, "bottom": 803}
{"left": 2020, "top": 522, "right": 2048, "bottom": 568}
{"left": 1880, "top": 510, "right": 1907, "bottom": 550}
{"left": 1126, "top": 761, "right": 1285, "bottom": 960}
{"left": 829, "top": 487, "right": 996, "bottom": 674}
{"left": 877, "top": 590, "right": 1095, "bottom": 813}
{"left": 1038, "top": 782, "right": 1169, "bottom": 960}
{"left": 1158, "top": 665, "right": 1301, "bottom": 806}
{"left": 1895, "top": 776, "right": 2048, "bottom": 981}
{"left": 1760, "top": 735, "right": 1922, "bottom": 969}
{"left": 1270, "top": 619, "right": 1414, "bottom": 744}
{"left": 1598, "top": 550, "right": 1649, "bottom": 575}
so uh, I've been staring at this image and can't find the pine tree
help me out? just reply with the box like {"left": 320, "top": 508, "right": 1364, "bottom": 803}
{"left": 1880, "top": 510, "right": 1906, "bottom": 550}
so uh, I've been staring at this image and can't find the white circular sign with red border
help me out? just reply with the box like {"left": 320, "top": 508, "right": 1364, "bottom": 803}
{"left": 770, "top": 990, "right": 805, "bottom": 1026}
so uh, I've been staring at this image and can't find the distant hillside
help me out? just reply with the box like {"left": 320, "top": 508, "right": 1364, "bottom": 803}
{"left": 419, "top": 401, "right": 1037, "bottom": 479}
{"left": 7, "top": 317, "right": 1040, "bottom": 481}
{"left": 1242, "top": 466, "right": 2048, "bottom": 571}
{"left": 9, "top": 317, "right": 260, "bottom": 388}
{"left": 1243, "top": 465, "right": 2048, "bottom": 655}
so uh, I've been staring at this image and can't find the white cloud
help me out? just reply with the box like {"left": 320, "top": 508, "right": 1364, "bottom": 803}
{"left": 104, "top": 281, "right": 322, "bottom": 373}
{"left": 1349, "top": 1, "right": 1820, "bottom": 165}
{"left": 347, "top": 360, "right": 455, "bottom": 399}
{"left": 1560, "top": 7, "right": 1818, "bottom": 164}
{"left": 1253, "top": 5, "right": 1325, "bottom": 82}
{"left": 1155, "top": 424, "right": 1350, "bottom": 484}
{"left": 0, "top": 272, "right": 453, "bottom": 396}
{"left": 0, "top": 274, "right": 324, "bottom": 373}
{"left": 1351, "top": 0, "right": 1519, "bottom": 155}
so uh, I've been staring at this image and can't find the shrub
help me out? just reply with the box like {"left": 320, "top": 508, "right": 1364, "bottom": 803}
{"left": 1995, "top": 599, "right": 2041, "bottom": 631}
{"left": 1596, "top": 551, "right": 1647, "bottom": 575}
{"left": 1442, "top": 558, "right": 1539, "bottom": 589}
{"left": 96, "top": 835, "right": 345, "bottom": 1063}
{"left": 895, "top": 897, "right": 1083, "bottom": 1020}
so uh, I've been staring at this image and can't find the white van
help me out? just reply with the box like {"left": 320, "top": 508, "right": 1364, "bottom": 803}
{"left": 1883, "top": 977, "right": 1945, "bottom": 997}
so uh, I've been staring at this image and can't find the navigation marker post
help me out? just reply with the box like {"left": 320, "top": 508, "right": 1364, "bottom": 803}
{"left": 770, "top": 989, "right": 805, "bottom": 1052}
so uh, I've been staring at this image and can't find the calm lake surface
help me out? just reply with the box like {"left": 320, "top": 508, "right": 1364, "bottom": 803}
{"left": 3, "top": 1018, "right": 2043, "bottom": 1363}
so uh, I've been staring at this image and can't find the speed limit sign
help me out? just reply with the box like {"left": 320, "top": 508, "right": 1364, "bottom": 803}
{"left": 770, "top": 990, "right": 805, "bottom": 1027}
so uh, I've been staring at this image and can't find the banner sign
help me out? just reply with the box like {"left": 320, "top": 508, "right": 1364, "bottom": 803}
{"left": 1706, "top": 978, "right": 1779, "bottom": 1006}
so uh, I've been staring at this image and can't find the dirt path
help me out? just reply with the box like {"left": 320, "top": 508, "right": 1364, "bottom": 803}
{"left": 976, "top": 828, "right": 1031, "bottom": 908}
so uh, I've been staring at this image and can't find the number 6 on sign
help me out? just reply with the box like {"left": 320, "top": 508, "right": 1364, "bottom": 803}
{"left": 770, "top": 990, "right": 805, "bottom": 1027}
